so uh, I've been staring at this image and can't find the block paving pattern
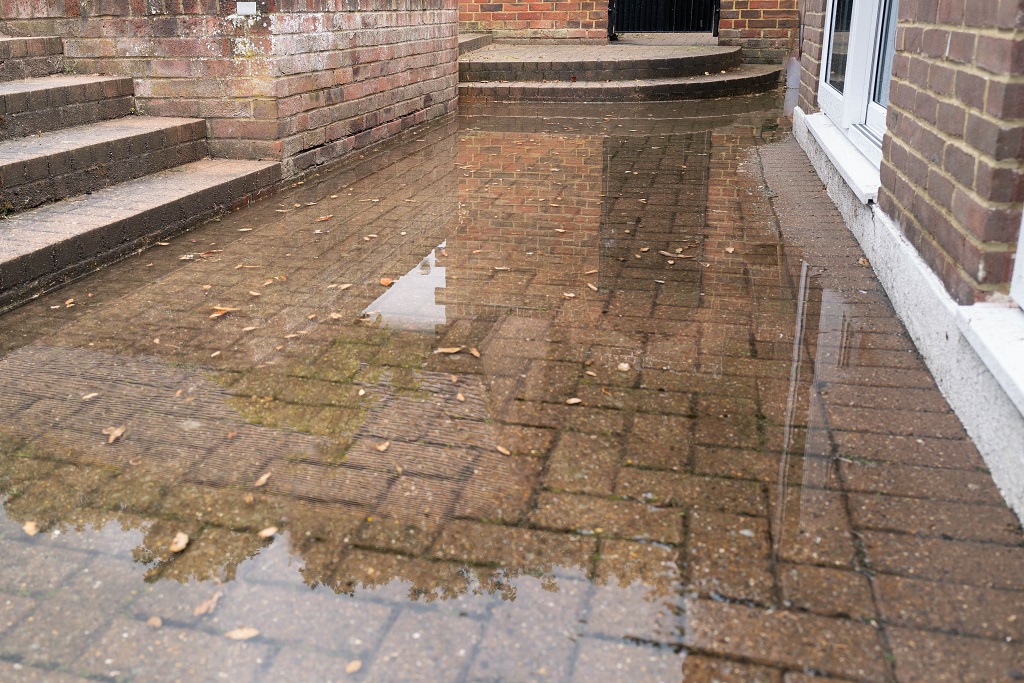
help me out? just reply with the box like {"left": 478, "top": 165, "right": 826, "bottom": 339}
{"left": 0, "top": 99, "right": 1020, "bottom": 681}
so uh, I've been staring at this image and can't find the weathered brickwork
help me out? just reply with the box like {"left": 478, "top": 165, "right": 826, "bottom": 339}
{"left": 798, "top": 0, "right": 1024, "bottom": 303}
{"left": 0, "top": 1, "right": 459, "bottom": 178}
{"left": 718, "top": 0, "right": 799, "bottom": 65}
{"left": 458, "top": 0, "right": 607, "bottom": 42}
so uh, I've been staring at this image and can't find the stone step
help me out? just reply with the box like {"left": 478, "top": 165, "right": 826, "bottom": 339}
{"left": 0, "top": 36, "right": 63, "bottom": 82}
{"left": 458, "top": 32, "right": 493, "bottom": 56}
{"left": 459, "top": 44, "right": 742, "bottom": 82}
{"left": 458, "top": 64, "right": 783, "bottom": 102}
{"left": 0, "top": 158, "right": 281, "bottom": 311}
{"left": 0, "top": 116, "right": 208, "bottom": 213}
{"left": 0, "top": 74, "right": 136, "bottom": 141}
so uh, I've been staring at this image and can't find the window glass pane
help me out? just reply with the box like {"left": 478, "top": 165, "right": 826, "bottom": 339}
{"left": 827, "top": 0, "right": 855, "bottom": 93}
{"left": 873, "top": 0, "right": 899, "bottom": 106}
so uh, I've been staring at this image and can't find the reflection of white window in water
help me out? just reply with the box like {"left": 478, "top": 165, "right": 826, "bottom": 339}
{"left": 361, "top": 242, "right": 447, "bottom": 331}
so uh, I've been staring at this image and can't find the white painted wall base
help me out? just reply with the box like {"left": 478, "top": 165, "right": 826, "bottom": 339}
{"left": 794, "top": 106, "right": 1024, "bottom": 521}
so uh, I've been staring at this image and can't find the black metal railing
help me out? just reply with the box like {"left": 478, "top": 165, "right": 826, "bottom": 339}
{"left": 609, "top": 0, "right": 717, "bottom": 35}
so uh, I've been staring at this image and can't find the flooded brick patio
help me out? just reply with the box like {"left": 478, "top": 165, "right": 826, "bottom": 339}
{"left": 0, "top": 94, "right": 1021, "bottom": 682}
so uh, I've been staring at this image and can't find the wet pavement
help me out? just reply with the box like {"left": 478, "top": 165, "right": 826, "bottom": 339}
{"left": 0, "top": 94, "right": 1022, "bottom": 682}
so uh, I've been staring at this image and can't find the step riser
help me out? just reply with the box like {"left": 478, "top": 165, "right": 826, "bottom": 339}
{"left": 460, "top": 52, "right": 742, "bottom": 82}
{"left": 0, "top": 54, "right": 63, "bottom": 82}
{"left": 458, "top": 69, "right": 781, "bottom": 102}
{"left": 0, "top": 121, "right": 208, "bottom": 213}
{"left": 0, "top": 161, "right": 281, "bottom": 311}
{"left": 0, "top": 77, "right": 136, "bottom": 140}
{"left": 1, "top": 96, "right": 135, "bottom": 141}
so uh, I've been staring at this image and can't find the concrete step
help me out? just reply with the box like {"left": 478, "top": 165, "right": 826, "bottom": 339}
{"left": 0, "top": 116, "right": 208, "bottom": 213}
{"left": 0, "top": 74, "right": 136, "bottom": 141}
{"left": 0, "top": 158, "right": 281, "bottom": 311}
{"left": 458, "top": 32, "right": 493, "bottom": 56}
{"left": 458, "top": 63, "right": 783, "bottom": 102}
{"left": 459, "top": 44, "right": 742, "bottom": 82}
{"left": 0, "top": 36, "right": 63, "bottom": 82}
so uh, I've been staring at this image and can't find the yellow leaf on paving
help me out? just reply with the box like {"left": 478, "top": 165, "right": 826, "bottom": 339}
{"left": 358, "top": 389, "right": 366, "bottom": 396}
{"left": 469, "top": 347, "right": 481, "bottom": 358}
{"left": 248, "top": 291, "right": 262, "bottom": 297}
{"left": 225, "top": 627, "right": 260, "bottom": 641}
{"left": 22, "top": 521, "right": 38, "bottom": 536}
{"left": 725, "top": 247, "right": 735, "bottom": 253}
{"left": 210, "top": 351, "right": 221, "bottom": 358}
{"left": 640, "top": 247, "right": 650, "bottom": 252}
{"left": 346, "top": 661, "right": 363, "bottom": 674}
{"left": 209, "top": 307, "right": 240, "bottom": 319}
{"left": 238, "top": 228, "right": 253, "bottom": 232}
{"left": 254, "top": 471, "right": 271, "bottom": 487}
{"left": 82, "top": 393, "right": 99, "bottom": 400}
{"left": 258, "top": 527, "right": 278, "bottom": 538}
{"left": 147, "top": 616, "right": 163, "bottom": 628}
{"left": 168, "top": 532, "right": 189, "bottom": 553}
{"left": 102, "top": 426, "right": 126, "bottom": 444}
{"left": 316, "top": 215, "right": 333, "bottom": 222}
{"left": 242, "top": 326, "right": 257, "bottom": 332}
{"left": 330, "top": 313, "right": 343, "bottom": 320}
{"left": 566, "top": 398, "right": 583, "bottom": 405}
{"left": 858, "top": 256, "right": 871, "bottom": 267}
{"left": 587, "top": 283, "right": 598, "bottom": 291}
{"left": 496, "top": 445, "right": 511, "bottom": 456}
{"left": 434, "top": 347, "right": 462, "bottom": 354}
{"left": 380, "top": 278, "right": 394, "bottom": 287}
{"left": 456, "top": 392, "right": 466, "bottom": 402}
{"left": 376, "top": 441, "right": 391, "bottom": 452}
{"left": 194, "top": 592, "right": 222, "bottom": 616}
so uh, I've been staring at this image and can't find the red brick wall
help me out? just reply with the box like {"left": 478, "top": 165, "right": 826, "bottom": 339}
{"left": 719, "top": 0, "right": 799, "bottom": 64}
{"left": 0, "top": 1, "right": 459, "bottom": 178}
{"left": 878, "top": 0, "right": 1024, "bottom": 303}
{"left": 799, "top": 0, "right": 1024, "bottom": 304}
{"left": 458, "top": 0, "right": 607, "bottom": 42}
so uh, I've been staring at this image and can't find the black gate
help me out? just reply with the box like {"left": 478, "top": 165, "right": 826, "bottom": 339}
{"left": 610, "top": 0, "right": 717, "bottom": 34}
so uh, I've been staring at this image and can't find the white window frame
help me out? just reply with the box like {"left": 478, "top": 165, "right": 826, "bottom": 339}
{"left": 819, "top": 0, "right": 897, "bottom": 167}
{"left": 1012, "top": 212, "right": 1024, "bottom": 309}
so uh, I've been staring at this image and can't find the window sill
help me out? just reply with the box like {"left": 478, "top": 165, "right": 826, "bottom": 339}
{"left": 956, "top": 302, "right": 1024, "bottom": 419}
{"left": 803, "top": 112, "right": 880, "bottom": 204}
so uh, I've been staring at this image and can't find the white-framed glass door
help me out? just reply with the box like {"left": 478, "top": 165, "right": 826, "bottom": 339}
{"left": 1012, "top": 213, "right": 1024, "bottom": 310}
{"left": 819, "top": 0, "right": 899, "bottom": 166}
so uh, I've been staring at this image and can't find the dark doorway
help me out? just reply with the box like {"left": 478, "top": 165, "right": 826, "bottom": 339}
{"left": 611, "top": 0, "right": 716, "bottom": 33}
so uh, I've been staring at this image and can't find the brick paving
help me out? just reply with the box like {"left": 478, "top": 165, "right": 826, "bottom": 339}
{"left": 0, "top": 98, "right": 1020, "bottom": 681}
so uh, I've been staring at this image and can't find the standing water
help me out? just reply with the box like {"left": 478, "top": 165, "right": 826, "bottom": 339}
{"left": 0, "top": 95, "right": 1020, "bottom": 682}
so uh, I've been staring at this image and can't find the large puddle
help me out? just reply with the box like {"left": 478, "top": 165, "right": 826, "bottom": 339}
{"left": 0, "top": 95, "right": 1019, "bottom": 682}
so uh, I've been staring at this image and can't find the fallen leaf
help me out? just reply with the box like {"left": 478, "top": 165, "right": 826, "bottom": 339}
{"left": 337, "top": 283, "right": 353, "bottom": 291}
{"left": 329, "top": 312, "right": 343, "bottom": 320}
{"left": 129, "top": 456, "right": 142, "bottom": 466}
{"left": 254, "top": 471, "right": 271, "bottom": 487}
{"left": 242, "top": 326, "right": 257, "bottom": 332}
{"left": 82, "top": 392, "right": 99, "bottom": 400}
{"left": 659, "top": 250, "right": 675, "bottom": 257}
{"left": 585, "top": 370, "right": 597, "bottom": 377}
{"left": 358, "top": 388, "right": 366, "bottom": 396}
{"left": 248, "top": 291, "right": 262, "bottom": 297}
{"left": 566, "top": 397, "right": 583, "bottom": 405}
{"left": 587, "top": 283, "right": 598, "bottom": 291}
{"left": 209, "top": 306, "right": 240, "bottom": 319}
{"left": 584, "top": 269, "right": 598, "bottom": 275}
{"left": 64, "top": 298, "right": 75, "bottom": 307}
{"left": 227, "top": 431, "right": 238, "bottom": 439}
{"left": 469, "top": 347, "right": 481, "bottom": 358}
{"left": 640, "top": 247, "right": 650, "bottom": 252}
{"left": 858, "top": 256, "right": 871, "bottom": 267}
{"left": 493, "top": 266, "right": 511, "bottom": 271}
{"left": 102, "top": 426, "right": 126, "bottom": 444}
{"left": 156, "top": 241, "right": 170, "bottom": 246}
{"left": 563, "top": 292, "right": 575, "bottom": 299}
{"left": 380, "top": 278, "right": 394, "bottom": 287}
{"left": 725, "top": 247, "right": 735, "bottom": 254}
{"left": 617, "top": 362, "right": 631, "bottom": 372}
{"left": 243, "top": 493, "right": 254, "bottom": 504}
{"left": 346, "top": 660, "right": 363, "bottom": 674}
{"left": 308, "top": 314, "right": 317, "bottom": 320}
{"left": 210, "top": 351, "right": 221, "bottom": 358}
{"left": 22, "top": 521, "right": 39, "bottom": 536}
{"left": 225, "top": 627, "right": 260, "bottom": 641}
{"left": 194, "top": 592, "right": 222, "bottom": 616}
{"left": 316, "top": 215, "right": 333, "bottom": 222}
{"left": 168, "top": 532, "right": 189, "bottom": 553}
{"left": 434, "top": 347, "right": 463, "bottom": 354}
{"left": 451, "top": 375, "right": 460, "bottom": 383}
{"left": 258, "top": 526, "right": 278, "bottom": 538}
{"left": 456, "top": 392, "right": 466, "bottom": 402}
{"left": 147, "top": 616, "right": 163, "bottom": 628}
{"left": 376, "top": 441, "right": 391, "bottom": 452}
{"left": 496, "top": 445, "right": 511, "bottom": 456}
{"left": 238, "top": 228, "right": 253, "bottom": 232}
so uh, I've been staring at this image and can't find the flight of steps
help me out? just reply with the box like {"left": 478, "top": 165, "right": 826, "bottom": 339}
{"left": 458, "top": 38, "right": 782, "bottom": 102}
{"left": 0, "top": 35, "right": 281, "bottom": 311}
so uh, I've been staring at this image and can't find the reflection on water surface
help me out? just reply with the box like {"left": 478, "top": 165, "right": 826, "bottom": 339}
{"left": 0, "top": 96, "right": 1017, "bottom": 682}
